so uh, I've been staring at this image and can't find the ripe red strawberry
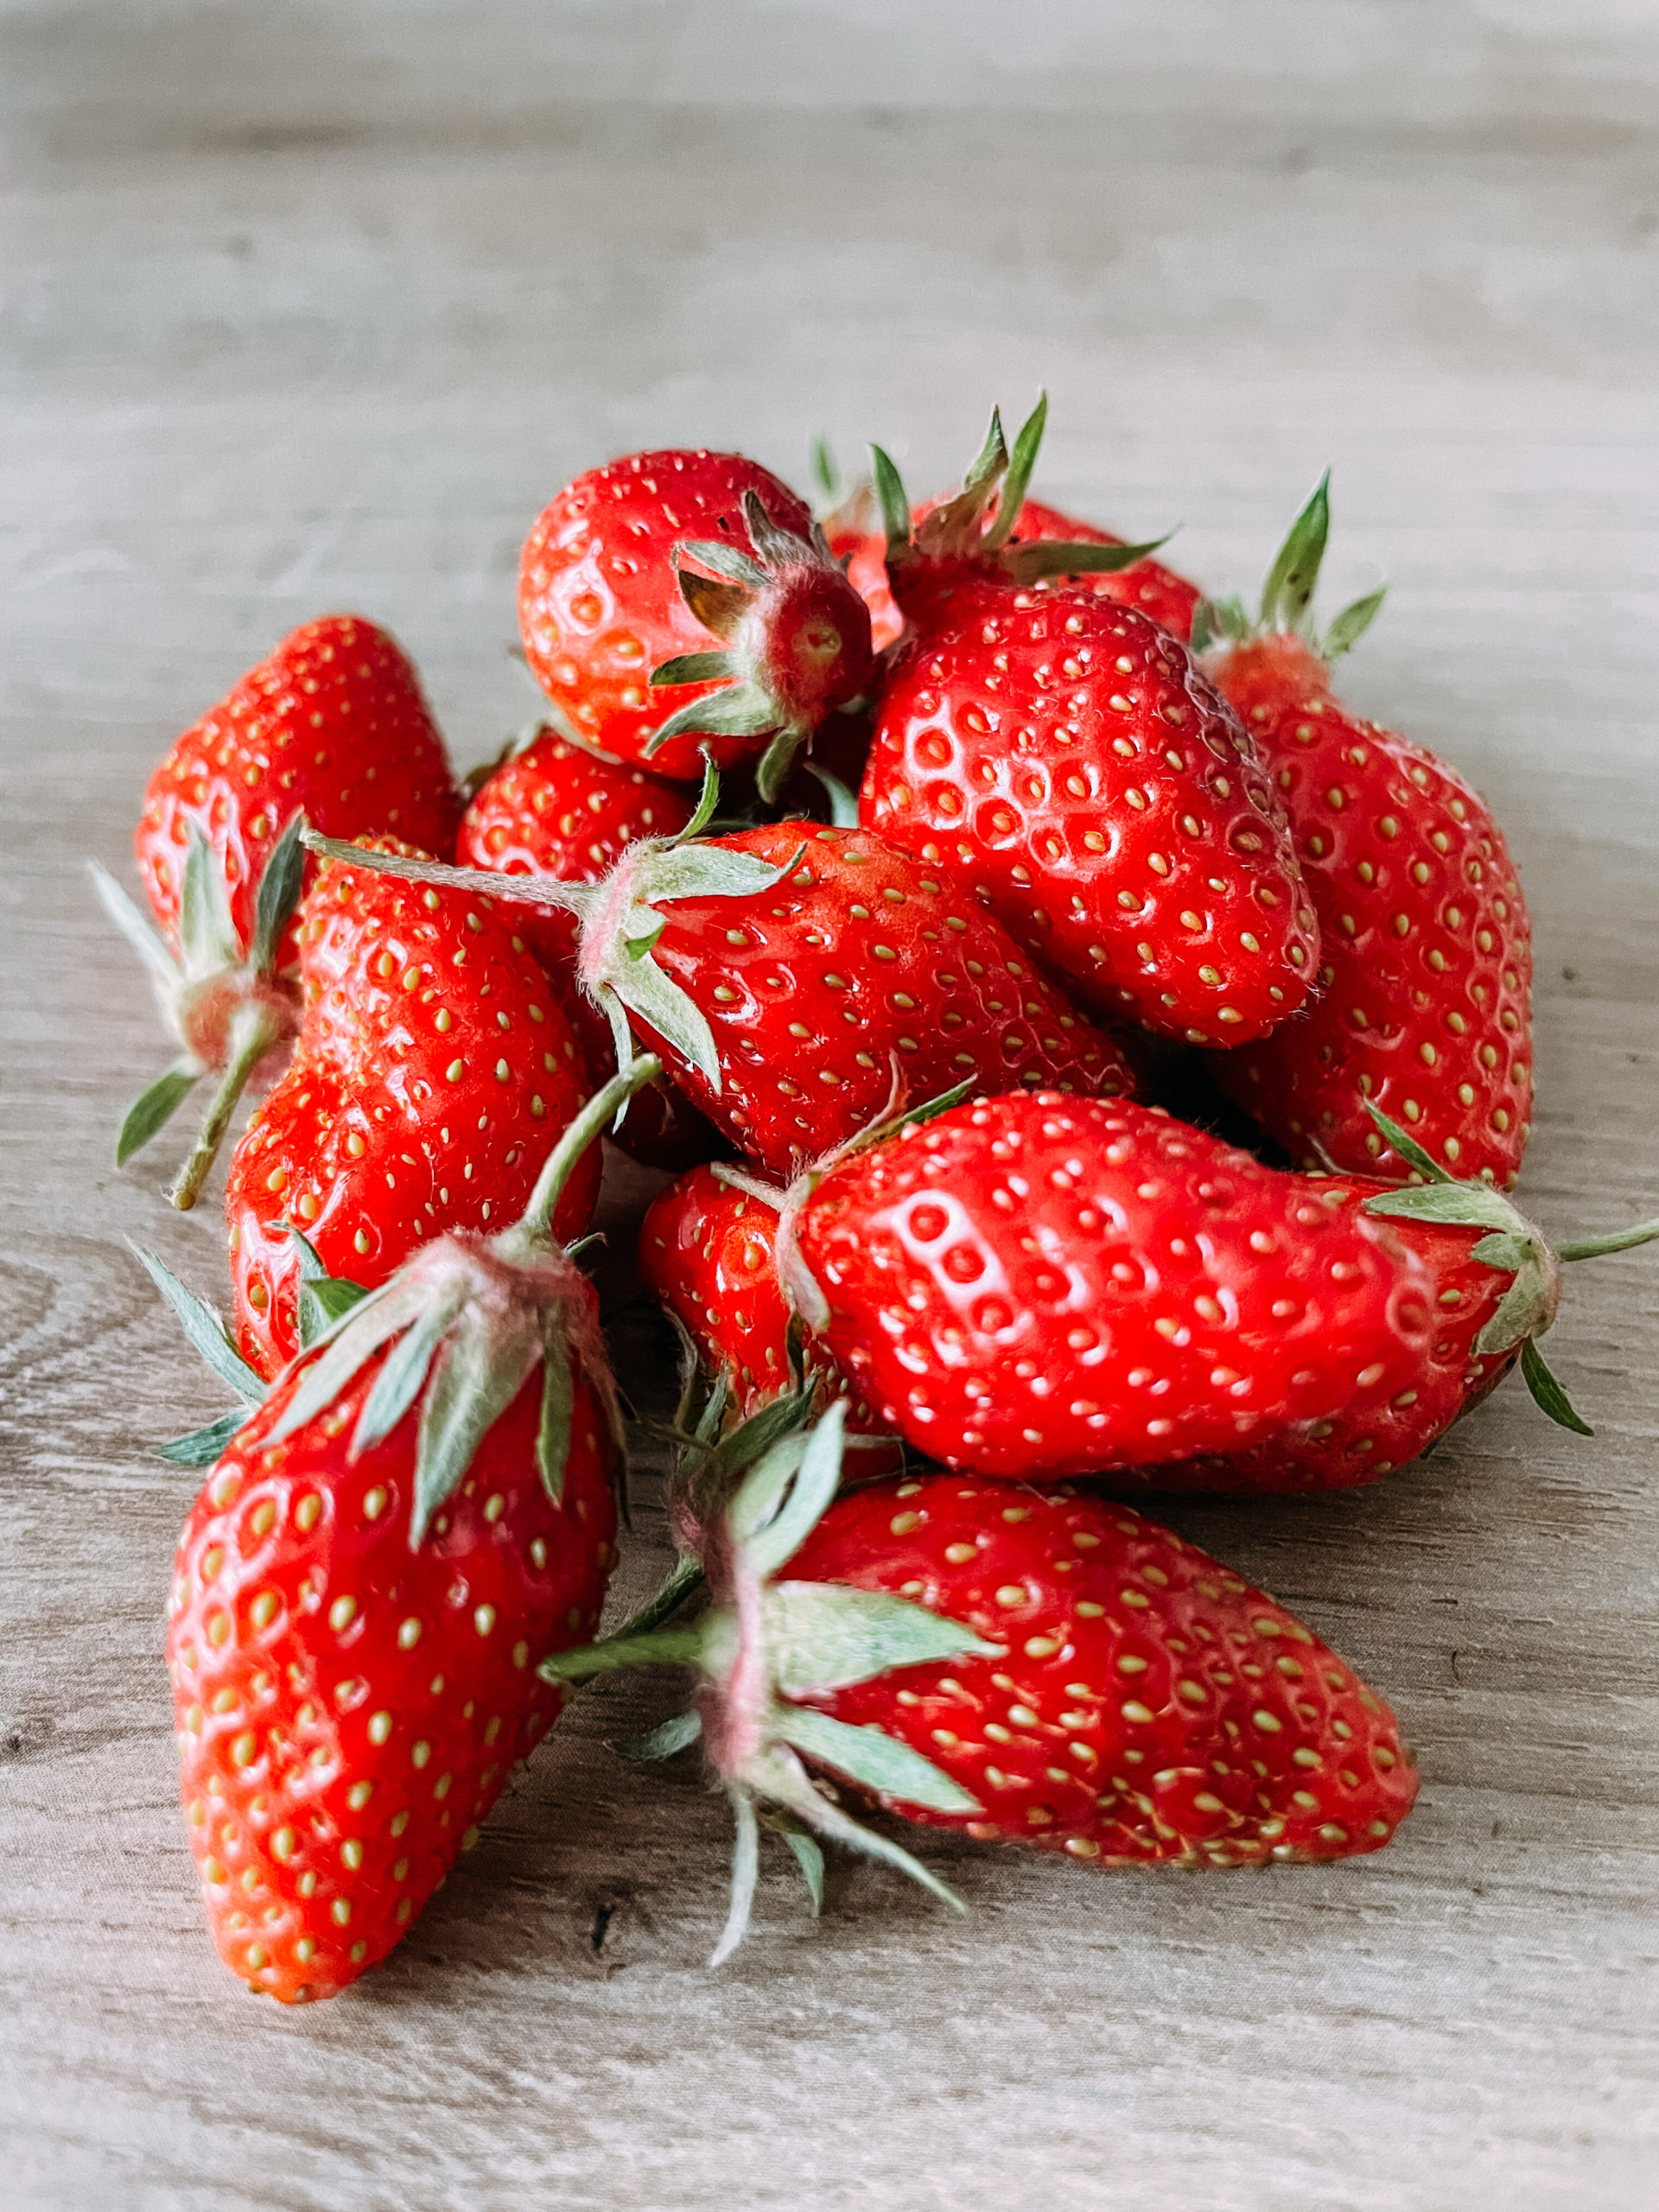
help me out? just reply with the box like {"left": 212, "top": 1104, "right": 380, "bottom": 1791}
{"left": 861, "top": 588, "right": 1321, "bottom": 1044}
{"left": 456, "top": 727, "right": 722, "bottom": 1169}
{"left": 639, "top": 1162, "right": 898, "bottom": 1465}
{"left": 226, "top": 836, "right": 598, "bottom": 1378}
{"left": 1201, "top": 477, "right": 1534, "bottom": 1185}
{"left": 136, "top": 615, "right": 460, "bottom": 957}
{"left": 165, "top": 1069, "right": 644, "bottom": 2002}
{"left": 305, "top": 820, "right": 1136, "bottom": 1182}
{"left": 548, "top": 1405, "right": 1419, "bottom": 1958}
{"left": 518, "top": 450, "right": 874, "bottom": 794}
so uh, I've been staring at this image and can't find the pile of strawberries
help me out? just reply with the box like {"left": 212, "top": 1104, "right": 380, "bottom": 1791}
{"left": 101, "top": 397, "right": 1656, "bottom": 2001}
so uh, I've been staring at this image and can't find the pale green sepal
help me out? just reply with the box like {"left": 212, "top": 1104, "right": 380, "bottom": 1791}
{"left": 728, "top": 1431, "right": 812, "bottom": 1548}
{"left": 869, "top": 446, "right": 912, "bottom": 561}
{"left": 130, "top": 1245, "right": 267, "bottom": 1403}
{"left": 264, "top": 1280, "right": 419, "bottom": 1445}
{"left": 248, "top": 812, "right": 307, "bottom": 975}
{"left": 1473, "top": 1268, "right": 1558, "bottom": 1360}
{"left": 650, "top": 650, "right": 738, "bottom": 690}
{"left": 1194, "top": 593, "right": 1251, "bottom": 649}
{"left": 1364, "top": 1182, "right": 1520, "bottom": 1233}
{"left": 539, "top": 1622, "right": 711, "bottom": 1684}
{"left": 604, "top": 947, "right": 724, "bottom": 1090}
{"left": 117, "top": 1064, "right": 199, "bottom": 1164}
{"left": 410, "top": 1315, "right": 543, "bottom": 1546}
{"left": 536, "top": 1322, "right": 575, "bottom": 1505}
{"left": 753, "top": 724, "right": 805, "bottom": 806}
{"left": 89, "top": 864, "right": 180, "bottom": 988}
{"left": 810, "top": 435, "right": 839, "bottom": 505}
{"left": 1519, "top": 1337, "right": 1593, "bottom": 1436}
{"left": 645, "top": 841, "right": 805, "bottom": 906}
{"left": 178, "top": 824, "right": 241, "bottom": 972}
{"left": 1559, "top": 1217, "right": 1659, "bottom": 1262}
{"left": 1260, "top": 469, "right": 1331, "bottom": 635}
{"left": 298, "top": 1274, "right": 369, "bottom": 1348}
{"left": 158, "top": 1408, "right": 253, "bottom": 1468}
{"left": 1363, "top": 1102, "right": 1453, "bottom": 1184}
{"left": 284, "top": 1224, "right": 331, "bottom": 1280}
{"left": 677, "top": 569, "right": 753, "bottom": 644}
{"left": 745, "top": 1400, "right": 849, "bottom": 1579}
{"left": 741, "top": 489, "right": 810, "bottom": 571}
{"left": 645, "top": 683, "right": 778, "bottom": 751}
{"left": 766, "top": 1814, "right": 825, "bottom": 1915}
{"left": 766, "top": 1581, "right": 1003, "bottom": 1697}
{"left": 710, "top": 1786, "right": 762, "bottom": 1967}
{"left": 716, "top": 1382, "right": 817, "bottom": 1489}
{"left": 624, "top": 919, "right": 666, "bottom": 962}
{"left": 805, "top": 763, "right": 859, "bottom": 825}
{"left": 983, "top": 394, "right": 1045, "bottom": 549}
{"left": 1469, "top": 1230, "right": 1534, "bottom": 1275}
{"left": 675, "top": 537, "right": 771, "bottom": 590}
{"left": 351, "top": 1290, "right": 465, "bottom": 1455}
{"left": 960, "top": 406, "right": 1009, "bottom": 498}
{"left": 1325, "top": 586, "right": 1388, "bottom": 659}
{"left": 1003, "top": 534, "right": 1173, "bottom": 586}
{"left": 614, "top": 1710, "right": 703, "bottom": 1764}
{"left": 772, "top": 1703, "right": 982, "bottom": 1815}
{"left": 751, "top": 1745, "right": 967, "bottom": 1916}
{"left": 672, "top": 753, "right": 722, "bottom": 844}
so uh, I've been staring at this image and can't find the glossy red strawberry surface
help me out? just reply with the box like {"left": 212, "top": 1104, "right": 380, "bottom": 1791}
{"left": 137, "top": 615, "right": 459, "bottom": 960}
{"left": 632, "top": 823, "right": 1136, "bottom": 1178}
{"left": 226, "top": 840, "right": 598, "bottom": 1376}
{"left": 168, "top": 1345, "right": 617, "bottom": 2004}
{"left": 518, "top": 449, "right": 872, "bottom": 781}
{"left": 457, "top": 731, "right": 721, "bottom": 1169}
{"left": 861, "top": 590, "right": 1320, "bottom": 1043}
{"left": 639, "top": 1165, "right": 896, "bottom": 1460}
{"left": 785, "top": 1477, "right": 1418, "bottom": 1866}
{"left": 1210, "top": 634, "right": 1534, "bottom": 1185}
{"left": 790, "top": 1095, "right": 1437, "bottom": 1480}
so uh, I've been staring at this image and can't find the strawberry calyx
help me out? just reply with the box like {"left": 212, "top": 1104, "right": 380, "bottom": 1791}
{"left": 645, "top": 491, "right": 875, "bottom": 804}
{"left": 93, "top": 813, "right": 307, "bottom": 1208}
{"left": 543, "top": 1399, "right": 1000, "bottom": 1962}
{"left": 1192, "top": 470, "right": 1389, "bottom": 664}
{"left": 872, "top": 393, "right": 1173, "bottom": 613}
{"left": 302, "top": 779, "right": 804, "bottom": 1109}
{"left": 140, "top": 1059, "right": 660, "bottom": 1537}
{"left": 1360, "top": 1102, "right": 1659, "bottom": 1435}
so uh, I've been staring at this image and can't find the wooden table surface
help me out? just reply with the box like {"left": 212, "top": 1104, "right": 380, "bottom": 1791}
{"left": 4, "top": 6, "right": 1657, "bottom": 2207}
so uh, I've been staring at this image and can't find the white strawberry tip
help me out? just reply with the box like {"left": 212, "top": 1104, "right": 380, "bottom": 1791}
{"left": 93, "top": 812, "right": 308, "bottom": 1207}
{"left": 1358, "top": 1100, "right": 1659, "bottom": 1436}
{"left": 541, "top": 1398, "right": 999, "bottom": 1963}
{"left": 300, "top": 806, "right": 804, "bottom": 1110}
{"left": 645, "top": 491, "right": 875, "bottom": 802}
{"left": 1191, "top": 470, "right": 1388, "bottom": 664}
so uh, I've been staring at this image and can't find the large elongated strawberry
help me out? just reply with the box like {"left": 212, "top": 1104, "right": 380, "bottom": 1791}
{"left": 456, "top": 728, "right": 721, "bottom": 1169}
{"left": 303, "top": 820, "right": 1135, "bottom": 1181}
{"left": 136, "top": 614, "right": 460, "bottom": 956}
{"left": 548, "top": 1404, "right": 1419, "bottom": 1959}
{"left": 861, "top": 586, "right": 1321, "bottom": 1045}
{"left": 518, "top": 450, "right": 874, "bottom": 795}
{"left": 164, "top": 1066, "right": 648, "bottom": 2003}
{"left": 1198, "top": 477, "right": 1534, "bottom": 1185}
{"left": 226, "top": 836, "right": 598, "bottom": 1377}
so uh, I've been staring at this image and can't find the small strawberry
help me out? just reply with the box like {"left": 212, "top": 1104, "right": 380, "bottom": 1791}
{"left": 861, "top": 585, "right": 1321, "bottom": 1044}
{"left": 456, "top": 726, "right": 722, "bottom": 1169}
{"left": 303, "top": 818, "right": 1136, "bottom": 1182}
{"left": 136, "top": 614, "right": 460, "bottom": 957}
{"left": 162, "top": 1065, "right": 649, "bottom": 2003}
{"left": 1198, "top": 476, "right": 1534, "bottom": 1185}
{"left": 93, "top": 815, "right": 305, "bottom": 1208}
{"left": 518, "top": 450, "right": 874, "bottom": 795}
{"left": 1137, "top": 1104, "right": 1659, "bottom": 1491}
{"left": 226, "top": 836, "right": 598, "bottom": 1378}
{"left": 547, "top": 1404, "right": 1419, "bottom": 1959}
{"left": 639, "top": 1161, "right": 897, "bottom": 1462}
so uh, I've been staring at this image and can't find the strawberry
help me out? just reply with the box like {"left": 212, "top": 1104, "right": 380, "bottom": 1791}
{"left": 861, "top": 586, "right": 1321, "bottom": 1044}
{"left": 94, "top": 815, "right": 306, "bottom": 1209}
{"left": 1199, "top": 476, "right": 1534, "bottom": 1185}
{"left": 303, "top": 818, "right": 1136, "bottom": 1182}
{"left": 548, "top": 1404, "right": 1419, "bottom": 1959}
{"left": 456, "top": 727, "right": 722, "bottom": 1169}
{"left": 1136, "top": 1105, "right": 1659, "bottom": 1491}
{"left": 226, "top": 836, "right": 599, "bottom": 1378}
{"left": 136, "top": 614, "right": 460, "bottom": 957}
{"left": 163, "top": 1067, "right": 647, "bottom": 2003}
{"left": 639, "top": 1162, "right": 898, "bottom": 1464}
{"left": 518, "top": 450, "right": 874, "bottom": 795}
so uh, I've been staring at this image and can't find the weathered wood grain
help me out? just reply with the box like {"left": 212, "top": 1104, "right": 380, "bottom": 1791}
{"left": 3, "top": 6, "right": 1656, "bottom": 2207}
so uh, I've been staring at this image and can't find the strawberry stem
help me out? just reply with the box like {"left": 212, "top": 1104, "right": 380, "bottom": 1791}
{"left": 168, "top": 1002, "right": 284, "bottom": 1211}
{"left": 515, "top": 1055, "right": 664, "bottom": 1242}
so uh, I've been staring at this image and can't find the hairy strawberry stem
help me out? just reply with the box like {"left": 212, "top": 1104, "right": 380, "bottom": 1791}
{"left": 168, "top": 1001, "right": 289, "bottom": 1211}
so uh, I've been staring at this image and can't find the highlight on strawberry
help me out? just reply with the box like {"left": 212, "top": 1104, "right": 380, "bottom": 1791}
{"left": 544, "top": 1400, "right": 1421, "bottom": 1961}
{"left": 152, "top": 1060, "right": 659, "bottom": 2004}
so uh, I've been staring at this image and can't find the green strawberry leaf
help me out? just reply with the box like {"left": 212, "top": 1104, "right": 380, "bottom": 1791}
{"left": 1003, "top": 532, "right": 1174, "bottom": 587}
{"left": 675, "top": 569, "right": 753, "bottom": 643}
{"left": 765, "top": 1581, "right": 1003, "bottom": 1697}
{"left": 117, "top": 1063, "right": 200, "bottom": 1165}
{"left": 982, "top": 394, "right": 1042, "bottom": 548}
{"left": 673, "top": 752, "right": 723, "bottom": 844}
{"left": 88, "top": 862, "right": 181, "bottom": 990}
{"left": 810, "top": 435, "right": 839, "bottom": 506}
{"left": 772, "top": 1703, "right": 982, "bottom": 1815}
{"left": 1260, "top": 468, "right": 1331, "bottom": 635}
{"left": 410, "top": 1311, "right": 543, "bottom": 1547}
{"left": 869, "top": 445, "right": 912, "bottom": 561}
{"left": 645, "top": 682, "right": 779, "bottom": 751}
{"left": 536, "top": 1322, "right": 575, "bottom": 1506}
{"left": 1324, "top": 585, "right": 1388, "bottom": 660}
{"left": 613, "top": 1709, "right": 704, "bottom": 1764}
{"left": 130, "top": 1245, "right": 266, "bottom": 1404}
{"left": 1519, "top": 1336, "right": 1593, "bottom": 1436}
{"left": 744, "top": 1400, "right": 848, "bottom": 1579}
{"left": 247, "top": 811, "right": 307, "bottom": 976}
{"left": 351, "top": 1287, "right": 467, "bottom": 1457}
{"left": 650, "top": 649, "right": 739, "bottom": 690}
{"left": 298, "top": 1274, "right": 370, "bottom": 1348}
{"left": 157, "top": 1407, "right": 254, "bottom": 1468}
{"left": 1363, "top": 1100, "right": 1454, "bottom": 1184}
{"left": 178, "top": 823, "right": 241, "bottom": 975}
{"left": 711, "top": 1785, "right": 762, "bottom": 1967}
{"left": 673, "top": 537, "right": 771, "bottom": 590}
{"left": 764, "top": 1811, "right": 826, "bottom": 1915}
